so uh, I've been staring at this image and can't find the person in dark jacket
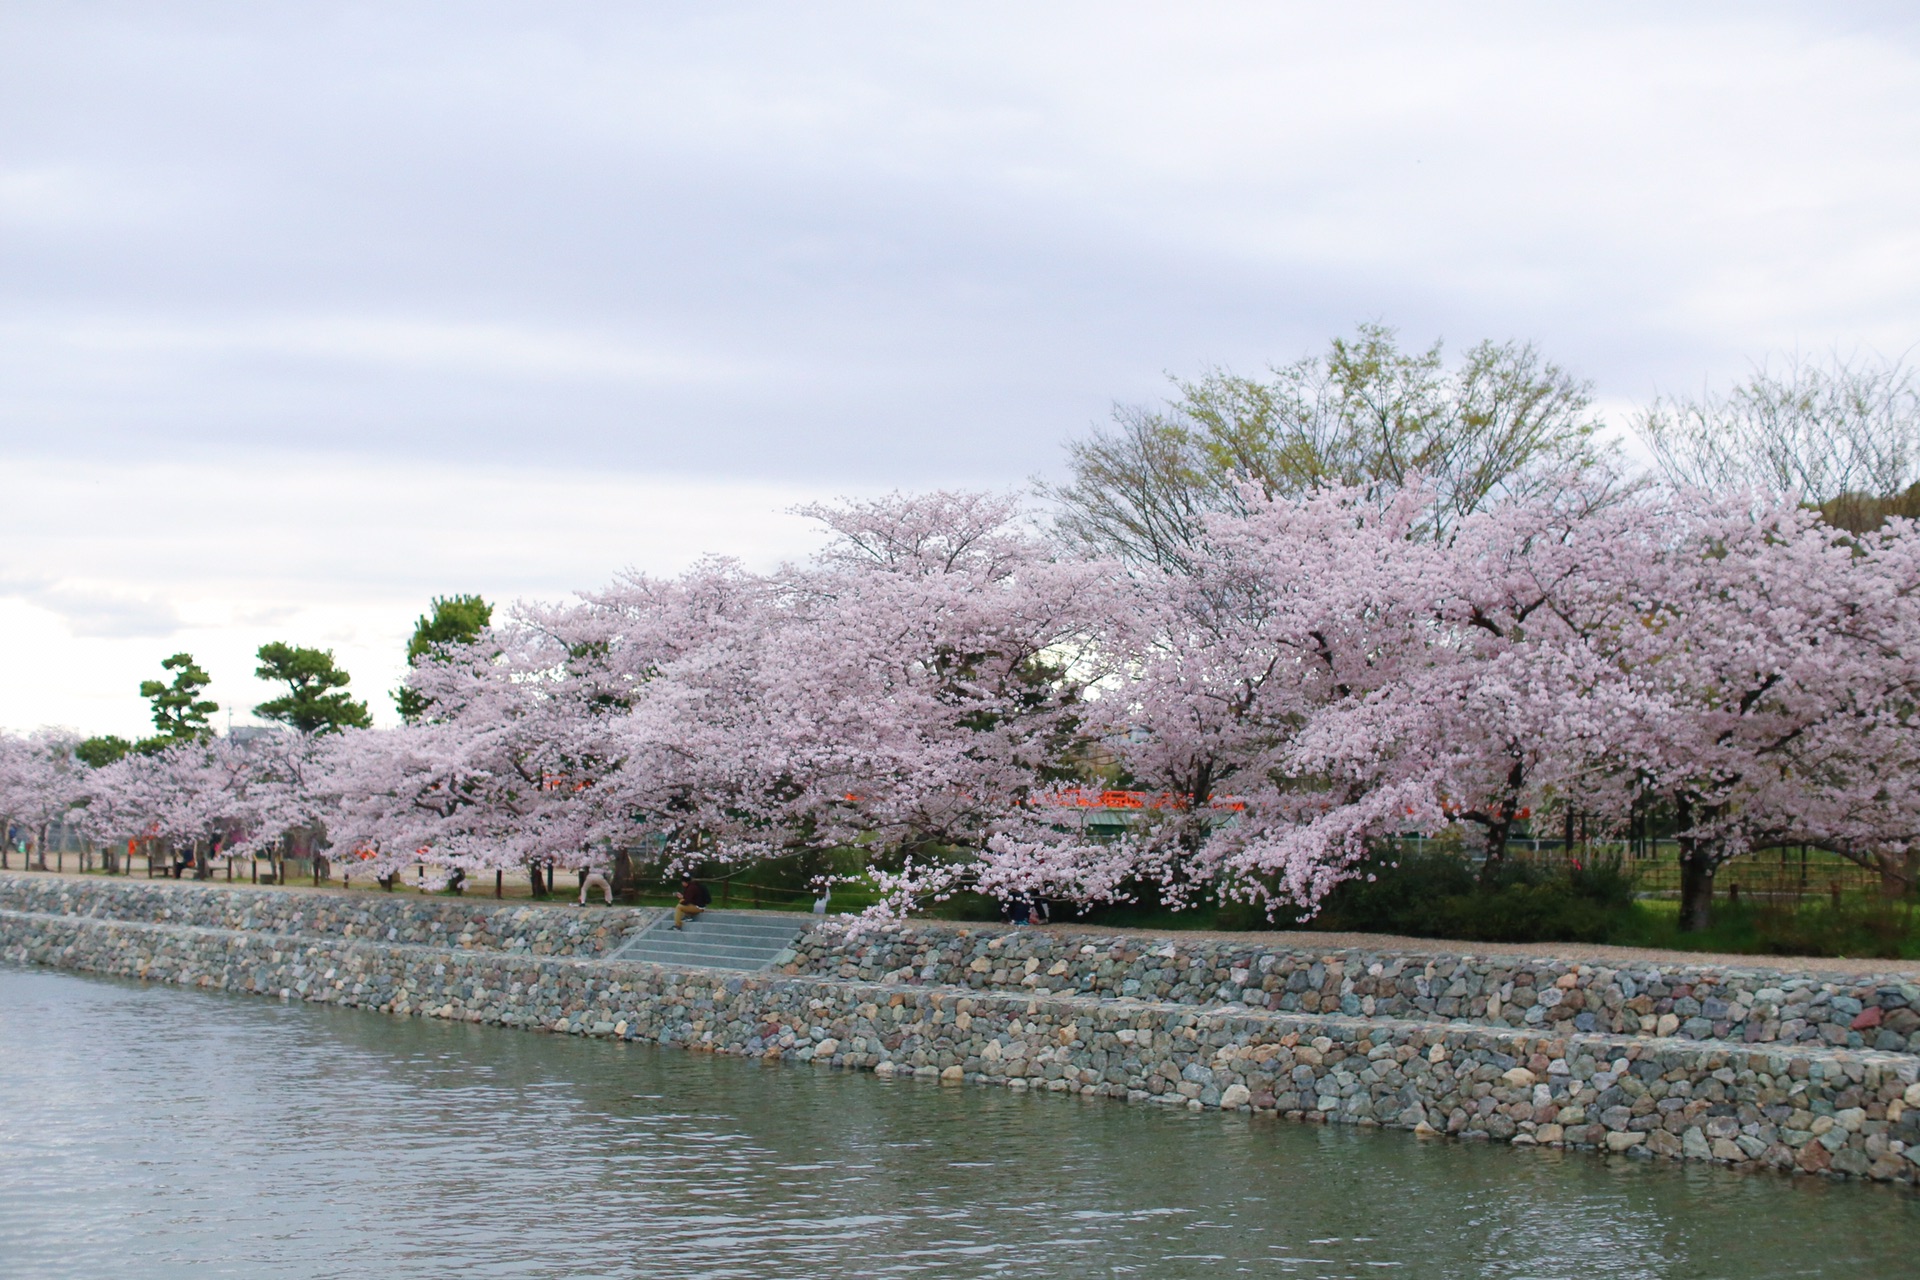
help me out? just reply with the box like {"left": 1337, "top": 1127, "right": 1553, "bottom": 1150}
{"left": 672, "top": 876, "right": 711, "bottom": 929}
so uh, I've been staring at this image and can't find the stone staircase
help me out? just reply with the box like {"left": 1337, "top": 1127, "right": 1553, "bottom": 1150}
{"left": 610, "top": 910, "right": 807, "bottom": 972}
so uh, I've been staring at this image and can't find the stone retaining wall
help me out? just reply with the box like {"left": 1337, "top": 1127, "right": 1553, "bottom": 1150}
{"left": 3, "top": 875, "right": 1917, "bottom": 1186}
{"left": 0, "top": 874, "right": 654, "bottom": 957}
{"left": 786, "top": 921, "right": 1920, "bottom": 1056}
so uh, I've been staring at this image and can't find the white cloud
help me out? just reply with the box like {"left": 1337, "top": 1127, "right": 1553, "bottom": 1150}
{"left": 1, "top": 3, "right": 1916, "bottom": 485}
{"left": 0, "top": 576, "right": 183, "bottom": 638}
{"left": 0, "top": 454, "right": 834, "bottom": 736}
{"left": 1, "top": 3, "right": 1917, "bottom": 729}
{"left": 4, "top": 315, "right": 770, "bottom": 385}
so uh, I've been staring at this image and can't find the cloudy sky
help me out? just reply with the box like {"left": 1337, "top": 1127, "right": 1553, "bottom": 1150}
{"left": 4, "top": 2, "right": 1918, "bottom": 736}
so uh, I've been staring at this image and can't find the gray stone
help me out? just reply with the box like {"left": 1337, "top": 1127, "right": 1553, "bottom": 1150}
{"left": 4, "top": 872, "right": 1916, "bottom": 1187}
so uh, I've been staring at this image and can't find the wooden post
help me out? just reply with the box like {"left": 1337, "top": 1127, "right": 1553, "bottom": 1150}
{"left": 496, "top": 870, "right": 503, "bottom": 900}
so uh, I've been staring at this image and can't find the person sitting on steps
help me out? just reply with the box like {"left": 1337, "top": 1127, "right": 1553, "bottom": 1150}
{"left": 671, "top": 876, "right": 710, "bottom": 929}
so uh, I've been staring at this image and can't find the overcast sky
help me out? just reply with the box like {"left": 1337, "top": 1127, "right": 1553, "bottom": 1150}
{"left": 4, "top": 2, "right": 1919, "bottom": 736}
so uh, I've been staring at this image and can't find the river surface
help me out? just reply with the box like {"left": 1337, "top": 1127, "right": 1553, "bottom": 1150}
{"left": 1, "top": 966, "right": 1916, "bottom": 1279}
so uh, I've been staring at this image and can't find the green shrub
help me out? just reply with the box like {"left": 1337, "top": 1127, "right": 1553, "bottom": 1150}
{"left": 1306, "top": 850, "right": 1636, "bottom": 944}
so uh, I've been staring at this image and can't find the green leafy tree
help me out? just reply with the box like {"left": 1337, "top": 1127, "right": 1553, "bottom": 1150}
{"left": 253, "top": 642, "right": 373, "bottom": 735}
{"left": 75, "top": 735, "right": 134, "bottom": 767}
{"left": 138, "top": 653, "right": 218, "bottom": 746}
{"left": 1044, "top": 323, "right": 1601, "bottom": 569}
{"left": 396, "top": 594, "right": 493, "bottom": 722}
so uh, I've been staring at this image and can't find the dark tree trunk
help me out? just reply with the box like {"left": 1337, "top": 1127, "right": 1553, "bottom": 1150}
{"left": 1878, "top": 850, "right": 1915, "bottom": 901}
{"left": 1477, "top": 815, "right": 1512, "bottom": 885}
{"left": 1475, "top": 758, "right": 1527, "bottom": 886}
{"left": 1678, "top": 850, "right": 1716, "bottom": 932}
{"left": 447, "top": 868, "right": 464, "bottom": 895}
{"left": 611, "top": 848, "right": 634, "bottom": 902}
{"left": 1673, "top": 793, "right": 1717, "bottom": 932}
{"left": 528, "top": 862, "right": 546, "bottom": 898}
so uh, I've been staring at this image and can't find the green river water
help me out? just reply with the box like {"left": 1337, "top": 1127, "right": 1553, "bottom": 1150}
{"left": 1, "top": 965, "right": 1915, "bottom": 1278}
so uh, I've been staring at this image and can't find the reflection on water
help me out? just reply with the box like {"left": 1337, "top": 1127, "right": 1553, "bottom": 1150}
{"left": 1, "top": 966, "right": 1915, "bottom": 1279}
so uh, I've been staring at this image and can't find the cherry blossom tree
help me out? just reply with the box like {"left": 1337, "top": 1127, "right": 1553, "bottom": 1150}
{"left": 10, "top": 481, "right": 1919, "bottom": 935}
{"left": 85, "top": 737, "right": 276, "bottom": 878}
{"left": 630, "top": 492, "right": 1128, "bottom": 915}
{"left": 1556, "top": 492, "right": 1920, "bottom": 928}
{"left": 0, "top": 730, "right": 90, "bottom": 869}
{"left": 1067, "top": 484, "right": 1440, "bottom": 917}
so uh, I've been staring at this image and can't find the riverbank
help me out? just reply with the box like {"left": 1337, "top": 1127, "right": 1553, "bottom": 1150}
{"left": 3, "top": 873, "right": 1916, "bottom": 1185}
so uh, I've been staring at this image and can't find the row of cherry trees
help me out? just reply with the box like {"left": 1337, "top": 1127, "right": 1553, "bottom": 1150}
{"left": 7, "top": 478, "right": 1920, "bottom": 929}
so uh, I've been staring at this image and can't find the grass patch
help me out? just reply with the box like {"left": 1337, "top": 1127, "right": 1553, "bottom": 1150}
{"left": 1613, "top": 896, "right": 1920, "bottom": 960}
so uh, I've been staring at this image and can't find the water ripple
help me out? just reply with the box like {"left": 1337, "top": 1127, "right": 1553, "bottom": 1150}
{"left": 2, "top": 966, "right": 1916, "bottom": 1279}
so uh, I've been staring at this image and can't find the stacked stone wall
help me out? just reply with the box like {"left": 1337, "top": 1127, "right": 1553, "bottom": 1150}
{"left": 0, "top": 874, "right": 654, "bottom": 957}
{"left": 786, "top": 922, "right": 1920, "bottom": 1056}
{"left": 3, "top": 875, "right": 1916, "bottom": 1186}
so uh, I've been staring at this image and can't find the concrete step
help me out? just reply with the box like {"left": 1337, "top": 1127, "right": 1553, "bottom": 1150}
{"left": 611, "top": 910, "right": 806, "bottom": 971}
{"left": 666, "top": 917, "right": 807, "bottom": 936}
{"left": 619, "top": 939, "right": 794, "bottom": 964}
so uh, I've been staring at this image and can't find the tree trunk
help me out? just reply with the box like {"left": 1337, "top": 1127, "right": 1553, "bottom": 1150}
{"left": 1677, "top": 843, "right": 1717, "bottom": 933}
{"left": 1669, "top": 792, "right": 1715, "bottom": 933}
{"left": 529, "top": 861, "right": 546, "bottom": 898}
{"left": 1475, "top": 758, "right": 1527, "bottom": 886}
{"left": 1878, "top": 850, "right": 1915, "bottom": 901}
{"left": 612, "top": 847, "right": 634, "bottom": 902}
{"left": 195, "top": 840, "right": 211, "bottom": 880}
{"left": 1477, "top": 814, "right": 1513, "bottom": 886}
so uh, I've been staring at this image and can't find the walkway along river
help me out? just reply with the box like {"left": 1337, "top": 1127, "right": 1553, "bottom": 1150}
{"left": 2, "top": 873, "right": 1919, "bottom": 1195}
